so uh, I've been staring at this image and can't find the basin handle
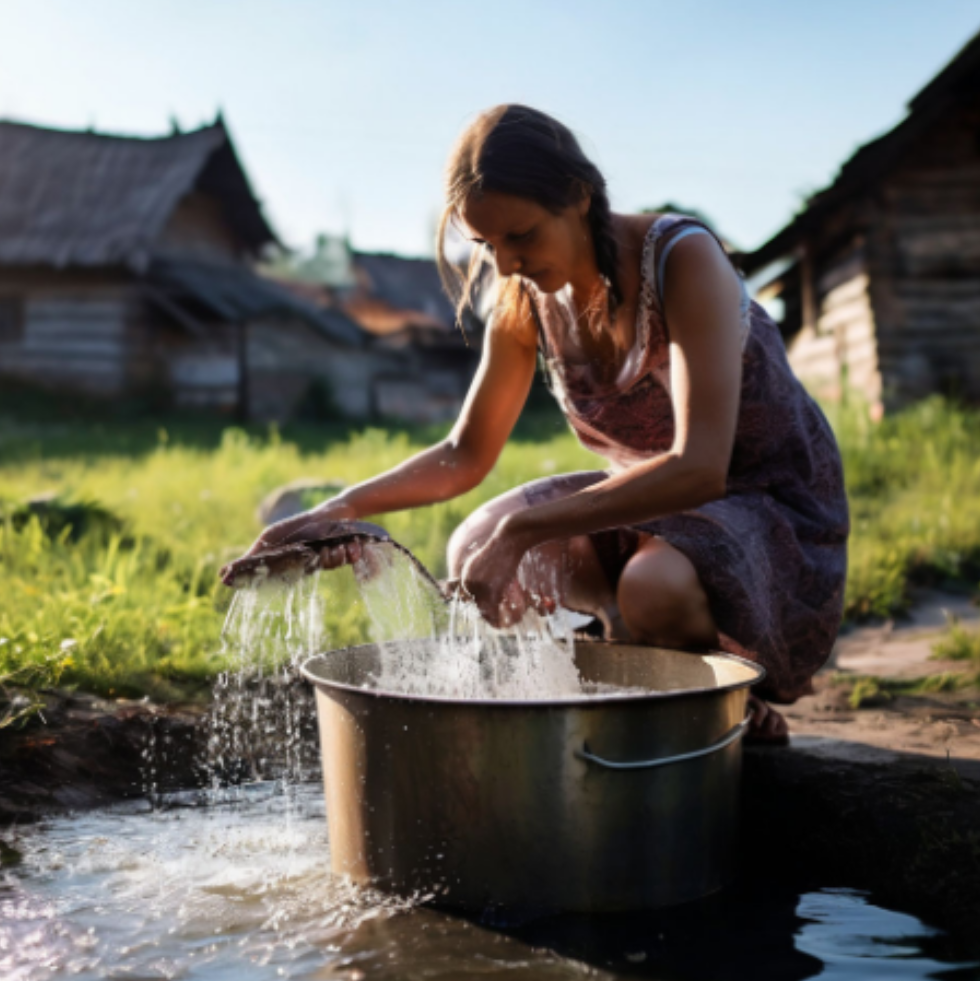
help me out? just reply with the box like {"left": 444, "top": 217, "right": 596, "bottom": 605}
{"left": 576, "top": 711, "right": 752, "bottom": 771}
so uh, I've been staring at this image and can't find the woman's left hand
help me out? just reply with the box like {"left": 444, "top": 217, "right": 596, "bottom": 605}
{"left": 459, "top": 521, "right": 534, "bottom": 628}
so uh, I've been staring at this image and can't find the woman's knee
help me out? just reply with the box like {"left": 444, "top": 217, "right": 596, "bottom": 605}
{"left": 616, "top": 540, "right": 716, "bottom": 647}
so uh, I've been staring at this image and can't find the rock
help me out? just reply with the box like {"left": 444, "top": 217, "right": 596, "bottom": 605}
{"left": 742, "top": 737, "right": 980, "bottom": 944}
{"left": 257, "top": 478, "right": 347, "bottom": 526}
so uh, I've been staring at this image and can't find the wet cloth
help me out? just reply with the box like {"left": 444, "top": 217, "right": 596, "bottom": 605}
{"left": 520, "top": 214, "right": 849, "bottom": 703}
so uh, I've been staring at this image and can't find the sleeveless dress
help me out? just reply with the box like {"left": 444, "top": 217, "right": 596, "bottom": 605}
{"left": 520, "top": 214, "right": 849, "bottom": 704}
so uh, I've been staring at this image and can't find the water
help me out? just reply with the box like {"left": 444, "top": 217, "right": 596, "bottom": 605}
{"left": 221, "top": 541, "right": 596, "bottom": 704}
{"left": 1, "top": 785, "right": 976, "bottom": 980}
{"left": 357, "top": 540, "right": 589, "bottom": 700}
{"left": 5, "top": 546, "right": 976, "bottom": 978}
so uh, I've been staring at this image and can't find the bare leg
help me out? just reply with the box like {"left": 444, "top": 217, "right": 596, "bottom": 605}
{"left": 616, "top": 538, "right": 718, "bottom": 649}
{"left": 449, "top": 495, "right": 787, "bottom": 740}
{"left": 616, "top": 537, "right": 788, "bottom": 741}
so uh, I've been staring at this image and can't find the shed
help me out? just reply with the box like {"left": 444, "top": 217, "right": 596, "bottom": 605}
{"left": 741, "top": 30, "right": 980, "bottom": 411}
{"left": 344, "top": 251, "right": 481, "bottom": 422}
{"left": 0, "top": 116, "right": 375, "bottom": 420}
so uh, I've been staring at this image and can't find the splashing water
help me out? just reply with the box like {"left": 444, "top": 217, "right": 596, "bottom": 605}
{"left": 327, "top": 540, "right": 586, "bottom": 700}
{"left": 197, "top": 537, "right": 644, "bottom": 798}
{"left": 201, "top": 574, "right": 329, "bottom": 795}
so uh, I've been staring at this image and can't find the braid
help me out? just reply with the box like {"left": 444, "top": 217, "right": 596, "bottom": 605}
{"left": 586, "top": 185, "right": 622, "bottom": 318}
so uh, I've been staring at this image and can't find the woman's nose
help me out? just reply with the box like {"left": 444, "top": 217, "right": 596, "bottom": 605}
{"left": 493, "top": 247, "right": 522, "bottom": 278}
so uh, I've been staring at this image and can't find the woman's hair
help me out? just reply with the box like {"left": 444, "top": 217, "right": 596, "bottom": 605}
{"left": 436, "top": 105, "right": 621, "bottom": 332}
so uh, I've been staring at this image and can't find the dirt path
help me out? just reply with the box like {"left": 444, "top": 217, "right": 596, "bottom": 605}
{"left": 782, "top": 588, "right": 980, "bottom": 765}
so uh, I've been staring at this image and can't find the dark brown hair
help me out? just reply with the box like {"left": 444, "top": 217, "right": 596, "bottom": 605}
{"left": 436, "top": 104, "right": 622, "bottom": 330}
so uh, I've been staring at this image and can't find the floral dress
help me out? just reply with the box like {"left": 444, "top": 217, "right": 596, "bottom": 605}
{"left": 519, "top": 214, "right": 849, "bottom": 703}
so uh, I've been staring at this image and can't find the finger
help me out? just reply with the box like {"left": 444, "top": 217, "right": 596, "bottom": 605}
{"left": 220, "top": 558, "right": 251, "bottom": 586}
{"left": 496, "top": 581, "right": 528, "bottom": 628}
{"left": 528, "top": 591, "right": 557, "bottom": 615}
{"left": 317, "top": 545, "right": 343, "bottom": 570}
{"left": 346, "top": 539, "right": 363, "bottom": 565}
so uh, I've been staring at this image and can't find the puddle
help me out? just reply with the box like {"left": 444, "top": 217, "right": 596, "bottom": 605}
{"left": 2, "top": 784, "right": 976, "bottom": 981}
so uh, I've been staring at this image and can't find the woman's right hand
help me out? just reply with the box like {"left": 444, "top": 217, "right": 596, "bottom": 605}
{"left": 220, "top": 498, "right": 368, "bottom": 586}
{"left": 245, "top": 497, "right": 358, "bottom": 557}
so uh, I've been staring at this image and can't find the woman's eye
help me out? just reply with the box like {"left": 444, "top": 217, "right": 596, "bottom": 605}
{"left": 513, "top": 229, "right": 534, "bottom": 243}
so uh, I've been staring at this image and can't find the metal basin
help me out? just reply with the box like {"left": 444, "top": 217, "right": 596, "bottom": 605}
{"left": 301, "top": 640, "right": 764, "bottom": 913}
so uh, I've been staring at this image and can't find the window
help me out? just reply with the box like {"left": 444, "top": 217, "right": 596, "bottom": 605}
{"left": 0, "top": 298, "right": 23, "bottom": 343}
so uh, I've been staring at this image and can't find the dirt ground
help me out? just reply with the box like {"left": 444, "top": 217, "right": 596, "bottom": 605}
{"left": 782, "top": 588, "right": 980, "bottom": 771}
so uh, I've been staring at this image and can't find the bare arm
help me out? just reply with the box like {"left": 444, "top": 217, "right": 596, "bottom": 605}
{"left": 462, "top": 234, "right": 744, "bottom": 619}
{"left": 506, "top": 233, "right": 743, "bottom": 542}
{"left": 244, "top": 288, "right": 539, "bottom": 553}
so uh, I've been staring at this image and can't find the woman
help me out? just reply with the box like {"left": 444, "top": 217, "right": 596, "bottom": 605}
{"left": 233, "top": 105, "right": 849, "bottom": 741}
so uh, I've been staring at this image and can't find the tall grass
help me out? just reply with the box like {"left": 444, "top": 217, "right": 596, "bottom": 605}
{"left": 1, "top": 394, "right": 979, "bottom": 701}
{"left": 828, "top": 396, "right": 980, "bottom": 618}
{"left": 0, "top": 410, "right": 598, "bottom": 702}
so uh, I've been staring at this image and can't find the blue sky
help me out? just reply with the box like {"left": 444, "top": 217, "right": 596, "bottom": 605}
{"left": 2, "top": 0, "right": 978, "bottom": 257}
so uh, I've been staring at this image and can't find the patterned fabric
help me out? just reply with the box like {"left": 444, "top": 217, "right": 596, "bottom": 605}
{"left": 521, "top": 214, "right": 849, "bottom": 704}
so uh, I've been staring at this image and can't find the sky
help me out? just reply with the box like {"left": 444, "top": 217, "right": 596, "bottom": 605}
{"left": 2, "top": 0, "right": 978, "bottom": 258}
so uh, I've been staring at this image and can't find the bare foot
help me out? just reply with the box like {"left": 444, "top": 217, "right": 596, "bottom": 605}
{"left": 746, "top": 694, "right": 790, "bottom": 746}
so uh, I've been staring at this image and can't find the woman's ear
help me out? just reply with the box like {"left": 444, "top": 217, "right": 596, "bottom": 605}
{"left": 576, "top": 182, "right": 592, "bottom": 218}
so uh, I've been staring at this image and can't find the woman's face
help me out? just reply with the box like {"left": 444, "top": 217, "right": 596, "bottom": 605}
{"left": 459, "top": 190, "right": 590, "bottom": 293}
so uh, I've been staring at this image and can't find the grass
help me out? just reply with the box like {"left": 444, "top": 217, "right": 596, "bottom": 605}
{"left": 1, "top": 386, "right": 979, "bottom": 706}
{"left": 827, "top": 395, "right": 980, "bottom": 619}
{"left": 835, "top": 671, "right": 970, "bottom": 711}
{"left": 932, "top": 616, "right": 980, "bottom": 679}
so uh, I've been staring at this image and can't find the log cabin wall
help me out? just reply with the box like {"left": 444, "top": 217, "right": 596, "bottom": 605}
{"left": 870, "top": 93, "right": 980, "bottom": 408}
{"left": 246, "top": 318, "right": 382, "bottom": 422}
{"left": 0, "top": 268, "right": 136, "bottom": 396}
{"left": 781, "top": 231, "right": 882, "bottom": 407}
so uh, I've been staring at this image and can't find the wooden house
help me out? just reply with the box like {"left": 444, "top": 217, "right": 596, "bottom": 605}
{"left": 270, "top": 237, "right": 484, "bottom": 424}
{"left": 741, "top": 30, "right": 980, "bottom": 412}
{"left": 343, "top": 251, "right": 481, "bottom": 423}
{"left": 0, "top": 116, "right": 384, "bottom": 421}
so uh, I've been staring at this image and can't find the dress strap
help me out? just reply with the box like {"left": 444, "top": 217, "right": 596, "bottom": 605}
{"left": 648, "top": 214, "right": 751, "bottom": 335}
{"left": 656, "top": 225, "right": 713, "bottom": 297}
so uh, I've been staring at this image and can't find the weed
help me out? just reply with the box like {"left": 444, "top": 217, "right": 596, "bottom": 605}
{"left": 1, "top": 394, "right": 979, "bottom": 700}
{"left": 835, "top": 671, "right": 969, "bottom": 709}
{"left": 932, "top": 615, "right": 980, "bottom": 672}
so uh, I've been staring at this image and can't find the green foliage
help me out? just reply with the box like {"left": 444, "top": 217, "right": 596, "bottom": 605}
{"left": 826, "top": 396, "right": 980, "bottom": 619}
{"left": 0, "top": 407, "right": 597, "bottom": 699}
{"left": 835, "top": 671, "right": 970, "bottom": 710}
{"left": 1, "top": 394, "right": 979, "bottom": 701}
{"left": 932, "top": 616, "right": 980, "bottom": 679}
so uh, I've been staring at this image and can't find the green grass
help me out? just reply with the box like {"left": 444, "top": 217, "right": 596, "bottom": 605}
{"left": 0, "top": 393, "right": 597, "bottom": 707}
{"left": 932, "top": 617, "right": 980, "bottom": 681}
{"left": 1, "top": 387, "right": 979, "bottom": 705}
{"left": 835, "top": 671, "right": 971, "bottom": 710}
{"left": 828, "top": 396, "right": 980, "bottom": 619}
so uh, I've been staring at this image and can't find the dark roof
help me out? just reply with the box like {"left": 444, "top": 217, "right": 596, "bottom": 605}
{"left": 352, "top": 251, "right": 455, "bottom": 328}
{"left": 146, "top": 258, "right": 365, "bottom": 347}
{"left": 743, "top": 29, "right": 980, "bottom": 274}
{"left": 0, "top": 118, "right": 277, "bottom": 271}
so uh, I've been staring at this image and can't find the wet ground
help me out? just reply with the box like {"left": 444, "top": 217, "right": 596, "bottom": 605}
{"left": 2, "top": 783, "right": 978, "bottom": 981}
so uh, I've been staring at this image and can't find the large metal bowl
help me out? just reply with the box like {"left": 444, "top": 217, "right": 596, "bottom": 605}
{"left": 301, "top": 640, "right": 764, "bottom": 913}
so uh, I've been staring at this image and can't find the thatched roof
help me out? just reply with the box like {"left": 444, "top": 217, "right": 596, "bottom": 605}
{"left": 742, "top": 28, "right": 980, "bottom": 275}
{"left": 0, "top": 117, "right": 277, "bottom": 271}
